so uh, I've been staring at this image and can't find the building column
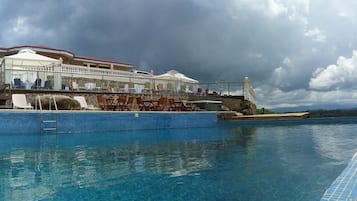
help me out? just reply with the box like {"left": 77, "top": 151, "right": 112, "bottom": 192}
{"left": 53, "top": 58, "right": 63, "bottom": 90}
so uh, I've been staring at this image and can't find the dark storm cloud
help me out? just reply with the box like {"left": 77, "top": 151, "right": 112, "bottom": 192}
{"left": 3, "top": 0, "right": 357, "bottom": 108}
{"left": 1, "top": 0, "right": 304, "bottom": 83}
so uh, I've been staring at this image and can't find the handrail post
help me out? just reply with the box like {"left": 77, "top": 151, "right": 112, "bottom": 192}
{"left": 52, "top": 96, "right": 58, "bottom": 111}
{"left": 36, "top": 95, "right": 43, "bottom": 111}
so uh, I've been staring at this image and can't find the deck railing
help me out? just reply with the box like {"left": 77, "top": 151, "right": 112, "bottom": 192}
{"left": 198, "top": 78, "right": 256, "bottom": 105}
{"left": 2, "top": 63, "right": 199, "bottom": 94}
{"left": 61, "top": 64, "right": 133, "bottom": 77}
{"left": 2, "top": 63, "right": 255, "bottom": 104}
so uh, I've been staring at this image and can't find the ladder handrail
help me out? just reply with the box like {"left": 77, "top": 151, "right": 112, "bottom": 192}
{"left": 35, "top": 95, "right": 43, "bottom": 111}
{"left": 52, "top": 96, "right": 58, "bottom": 111}
{"left": 36, "top": 95, "right": 59, "bottom": 111}
{"left": 38, "top": 95, "right": 58, "bottom": 134}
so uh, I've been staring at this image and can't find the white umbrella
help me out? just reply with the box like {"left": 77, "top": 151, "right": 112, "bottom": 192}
{"left": 173, "top": 72, "right": 199, "bottom": 84}
{"left": 153, "top": 70, "right": 198, "bottom": 83}
{"left": 4, "top": 49, "right": 60, "bottom": 88}
{"left": 153, "top": 70, "right": 198, "bottom": 92}
{"left": 4, "top": 48, "right": 59, "bottom": 66}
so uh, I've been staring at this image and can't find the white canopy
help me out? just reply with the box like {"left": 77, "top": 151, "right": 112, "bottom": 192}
{"left": 154, "top": 70, "right": 199, "bottom": 83}
{"left": 4, "top": 49, "right": 59, "bottom": 66}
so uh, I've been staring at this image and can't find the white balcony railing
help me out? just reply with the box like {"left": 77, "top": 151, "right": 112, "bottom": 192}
{"left": 3, "top": 63, "right": 200, "bottom": 93}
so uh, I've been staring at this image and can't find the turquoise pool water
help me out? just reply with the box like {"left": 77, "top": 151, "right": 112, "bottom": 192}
{"left": 0, "top": 117, "right": 356, "bottom": 201}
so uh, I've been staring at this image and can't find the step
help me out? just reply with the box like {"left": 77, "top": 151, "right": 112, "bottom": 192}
{"left": 42, "top": 128, "right": 57, "bottom": 131}
{"left": 42, "top": 120, "right": 57, "bottom": 123}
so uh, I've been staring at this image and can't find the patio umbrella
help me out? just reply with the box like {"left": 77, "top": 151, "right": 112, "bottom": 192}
{"left": 4, "top": 48, "right": 59, "bottom": 66}
{"left": 4, "top": 49, "right": 61, "bottom": 89}
{"left": 153, "top": 70, "right": 198, "bottom": 92}
{"left": 154, "top": 70, "right": 198, "bottom": 83}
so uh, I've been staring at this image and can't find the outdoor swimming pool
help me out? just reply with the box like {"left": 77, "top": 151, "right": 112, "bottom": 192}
{"left": 0, "top": 117, "right": 356, "bottom": 200}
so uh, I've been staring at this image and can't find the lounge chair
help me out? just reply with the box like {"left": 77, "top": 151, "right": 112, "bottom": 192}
{"left": 154, "top": 97, "right": 168, "bottom": 111}
{"left": 73, "top": 96, "right": 98, "bottom": 110}
{"left": 71, "top": 81, "right": 79, "bottom": 91}
{"left": 13, "top": 78, "right": 25, "bottom": 89}
{"left": 136, "top": 96, "right": 153, "bottom": 111}
{"left": 31, "top": 78, "right": 42, "bottom": 89}
{"left": 117, "top": 95, "right": 129, "bottom": 111}
{"left": 12, "top": 94, "right": 33, "bottom": 109}
{"left": 126, "top": 96, "right": 135, "bottom": 110}
{"left": 44, "top": 80, "right": 53, "bottom": 89}
{"left": 181, "top": 100, "right": 193, "bottom": 111}
{"left": 97, "top": 95, "right": 111, "bottom": 111}
{"left": 143, "top": 82, "right": 151, "bottom": 94}
{"left": 168, "top": 98, "right": 179, "bottom": 111}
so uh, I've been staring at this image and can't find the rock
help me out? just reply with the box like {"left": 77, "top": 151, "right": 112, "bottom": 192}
{"left": 36, "top": 95, "right": 81, "bottom": 110}
{"left": 234, "top": 112, "right": 243, "bottom": 116}
{"left": 221, "top": 105, "right": 231, "bottom": 111}
{"left": 241, "top": 100, "right": 256, "bottom": 115}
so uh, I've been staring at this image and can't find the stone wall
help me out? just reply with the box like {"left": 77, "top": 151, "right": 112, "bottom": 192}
{"left": 6, "top": 90, "right": 186, "bottom": 110}
{"left": 5, "top": 90, "right": 256, "bottom": 114}
{"left": 188, "top": 95, "right": 256, "bottom": 115}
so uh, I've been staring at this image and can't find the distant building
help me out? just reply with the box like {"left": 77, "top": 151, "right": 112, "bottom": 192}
{"left": 0, "top": 45, "right": 133, "bottom": 71}
{"left": 0, "top": 45, "right": 198, "bottom": 93}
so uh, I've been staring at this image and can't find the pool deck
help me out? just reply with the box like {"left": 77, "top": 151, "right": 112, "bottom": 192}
{"left": 321, "top": 152, "right": 357, "bottom": 201}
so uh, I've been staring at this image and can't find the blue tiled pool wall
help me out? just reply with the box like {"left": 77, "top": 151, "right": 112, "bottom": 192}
{"left": 321, "top": 152, "right": 357, "bottom": 201}
{"left": 0, "top": 111, "right": 218, "bottom": 134}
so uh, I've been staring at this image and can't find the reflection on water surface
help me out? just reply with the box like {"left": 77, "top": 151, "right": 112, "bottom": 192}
{"left": 0, "top": 119, "right": 356, "bottom": 201}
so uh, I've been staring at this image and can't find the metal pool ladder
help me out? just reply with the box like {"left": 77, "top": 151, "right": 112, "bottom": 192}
{"left": 36, "top": 95, "right": 58, "bottom": 133}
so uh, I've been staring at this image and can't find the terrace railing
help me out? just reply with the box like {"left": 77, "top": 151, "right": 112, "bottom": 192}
{"left": 198, "top": 78, "right": 256, "bottom": 105}
{"left": 2, "top": 63, "right": 199, "bottom": 94}
{"left": 2, "top": 62, "right": 255, "bottom": 104}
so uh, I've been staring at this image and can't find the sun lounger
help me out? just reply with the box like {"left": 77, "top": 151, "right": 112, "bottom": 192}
{"left": 136, "top": 97, "right": 153, "bottom": 111}
{"left": 73, "top": 96, "right": 98, "bottom": 110}
{"left": 12, "top": 94, "right": 33, "bottom": 109}
{"left": 97, "top": 95, "right": 111, "bottom": 111}
{"left": 117, "top": 95, "right": 129, "bottom": 111}
{"left": 154, "top": 97, "right": 168, "bottom": 111}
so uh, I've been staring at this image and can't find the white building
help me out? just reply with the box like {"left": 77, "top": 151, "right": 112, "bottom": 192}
{"left": 0, "top": 46, "right": 198, "bottom": 94}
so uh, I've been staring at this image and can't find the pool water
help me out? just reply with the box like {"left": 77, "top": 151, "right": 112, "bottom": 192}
{"left": 0, "top": 118, "right": 356, "bottom": 201}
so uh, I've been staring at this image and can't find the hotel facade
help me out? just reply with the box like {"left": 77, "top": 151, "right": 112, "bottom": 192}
{"left": 0, "top": 46, "right": 198, "bottom": 93}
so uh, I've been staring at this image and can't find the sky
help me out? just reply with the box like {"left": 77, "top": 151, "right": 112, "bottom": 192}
{"left": 1, "top": 0, "right": 357, "bottom": 110}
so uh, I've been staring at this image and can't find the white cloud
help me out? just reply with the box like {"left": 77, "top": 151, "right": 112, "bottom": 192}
{"left": 255, "top": 84, "right": 357, "bottom": 109}
{"left": 291, "top": 0, "right": 310, "bottom": 13}
{"left": 272, "top": 66, "right": 288, "bottom": 87}
{"left": 1, "top": 15, "right": 55, "bottom": 47}
{"left": 337, "top": 12, "right": 348, "bottom": 17}
{"left": 11, "top": 16, "right": 30, "bottom": 34}
{"left": 254, "top": 86, "right": 310, "bottom": 108}
{"left": 304, "top": 28, "right": 326, "bottom": 43}
{"left": 286, "top": 0, "right": 309, "bottom": 26}
{"left": 282, "top": 57, "right": 291, "bottom": 65}
{"left": 309, "top": 50, "right": 357, "bottom": 90}
{"left": 248, "top": 52, "right": 263, "bottom": 58}
{"left": 287, "top": 10, "right": 308, "bottom": 27}
{"left": 1, "top": 16, "right": 32, "bottom": 46}
{"left": 268, "top": 0, "right": 288, "bottom": 16}
{"left": 270, "top": 57, "right": 293, "bottom": 88}
{"left": 232, "top": 0, "right": 288, "bottom": 17}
